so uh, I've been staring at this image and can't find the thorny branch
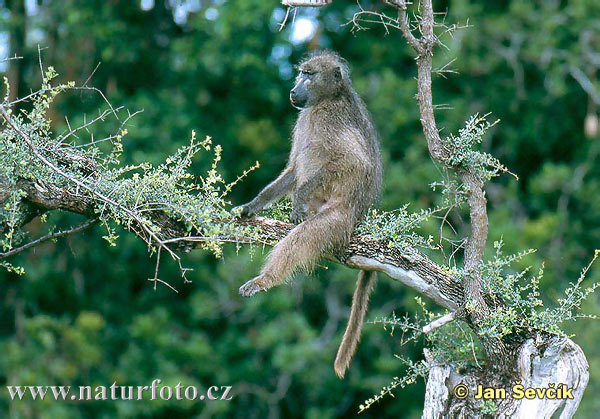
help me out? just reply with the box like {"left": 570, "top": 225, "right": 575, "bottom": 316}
{"left": 0, "top": 105, "right": 189, "bottom": 288}
{"left": 392, "top": 0, "right": 510, "bottom": 370}
{"left": 0, "top": 218, "right": 96, "bottom": 260}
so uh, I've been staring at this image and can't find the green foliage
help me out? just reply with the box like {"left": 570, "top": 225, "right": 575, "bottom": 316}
{"left": 444, "top": 114, "right": 499, "bottom": 175}
{"left": 1, "top": 70, "right": 74, "bottom": 252}
{"left": 478, "top": 243, "right": 600, "bottom": 339}
{"left": 373, "top": 296, "right": 483, "bottom": 368}
{"left": 442, "top": 113, "right": 515, "bottom": 189}
{"left": 1, "top": 73, "right": 264, "bottom": 275}
{"left": 358, "top": 357, "right": 429, "bottom": 413}
{"left": 92, "top": 132, "right": 257, "bottom": 259}
{"left": 479, "top": 400, "right": 498, "bottom": 414}
{"left": 359, "top": 297, "right": 482, "bottom": 409}
{"left": 259, "top": 198, "right": 294, "bottom": 222}
{"left": 357, "top": 206, "right": 437, "bottom": 251}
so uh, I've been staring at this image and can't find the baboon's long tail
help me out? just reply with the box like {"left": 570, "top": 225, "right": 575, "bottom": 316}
{"left": 334, "top": 270, "right": 377, "bottom": 379}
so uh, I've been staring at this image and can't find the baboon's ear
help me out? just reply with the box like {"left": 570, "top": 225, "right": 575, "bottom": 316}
{"left": 334, "top": 66, "right": 342, "bottom": 82}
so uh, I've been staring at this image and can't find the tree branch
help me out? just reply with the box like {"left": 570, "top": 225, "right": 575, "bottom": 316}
{"left": 281, "top": 0, "right": 332, "bottom": 6}
{"left": 408, "top": 0, "right": 506, "bottom": 372}
{"left": 422, "top": 309, "right": 460, "bottom": 333}
{"left": 0, "top": 105, "right": 182, "bottom": 265}
{"left": 385, "top": 1, "right": 423, "bottom": 53}
{"left": 10, "top": 167, "right": 463, "bottom": 308}
{"left": 0, "top": 218, "right": 96, "bottom": 260}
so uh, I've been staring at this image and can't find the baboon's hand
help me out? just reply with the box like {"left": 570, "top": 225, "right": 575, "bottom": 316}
{"left": 233, "top": 203, "right": 253, "bottom": 218}
{"left": 289, "top": 209, "right": 305, "bottom": 224}
{"left": 239, "top": 275, "right": 267, "bottom": 297}
{"left": 290, "top": 202, "right": 308, "bottom": 224}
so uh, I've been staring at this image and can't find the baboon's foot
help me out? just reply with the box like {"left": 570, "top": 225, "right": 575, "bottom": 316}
{"left": 239, "top": 275, "right": 269, "bottom": 297}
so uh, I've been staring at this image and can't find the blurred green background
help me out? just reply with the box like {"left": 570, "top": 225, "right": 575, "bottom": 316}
{"left": 1, "top": 0, "right": 599, "bottom": 417}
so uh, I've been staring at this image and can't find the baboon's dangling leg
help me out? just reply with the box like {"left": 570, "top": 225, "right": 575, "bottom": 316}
{"left": 334, "top": 270, "right": 377, "bottom": 378}
{"left": 239, "top": 207, "right": 350, "bottom": 297}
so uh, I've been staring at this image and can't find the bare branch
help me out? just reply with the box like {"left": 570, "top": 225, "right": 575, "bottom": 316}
{"left": 0, "top": 54, "right": 23, "bottom": 64}
{"left": 422, "top": 309, "right": 459, "bottom": 334}
{"left": 432, "top": 57, "right": 458, "bottom": 78}
{"left": 281, "top": 0, "right": 332, "bottom": 6}
{"left": 346, "top": 255, "right": 458, "bottom": 309}
{"left": 278, "top": 7, "right": 292, "bottom": 31}
{"left": 83, "top": 62, "right": 102, "bottom": 88}
{"left": 0, "top": 218, "right": 97, "bottom": 260}
{"left": 386, "top": 1, "right": 422, "bottom": 52}
{"left": 55, "top": 106, "right": 122, "bottom": 145}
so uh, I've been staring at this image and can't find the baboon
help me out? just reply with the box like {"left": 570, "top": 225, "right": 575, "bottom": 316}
{"left": 237, "top": 51, "right": 383, "bottom": 378}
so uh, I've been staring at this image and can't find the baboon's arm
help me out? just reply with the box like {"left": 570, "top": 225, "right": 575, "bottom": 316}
{"left": 290, "top": 168, "right": 326, "bottom": 223}
{"left": 295, "top": 168, "right": 326, "bottom": 201}
{"left": 239, "top": 166, "right": 295, "bottom": 216}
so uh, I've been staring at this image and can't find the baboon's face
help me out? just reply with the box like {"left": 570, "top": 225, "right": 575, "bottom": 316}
{"left": 290, "top": 56, "right": 344, "bottom": 109}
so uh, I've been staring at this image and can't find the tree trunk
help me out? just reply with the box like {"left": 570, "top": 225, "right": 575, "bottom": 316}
{"left": 7, "top": 0, "right": 26, "bottom": 104}
{"left": 422, "top": 337, "right": 589, "bottom": 418}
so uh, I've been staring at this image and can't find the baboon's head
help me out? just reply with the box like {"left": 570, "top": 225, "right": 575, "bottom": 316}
{"left": 290, "top": 51, "right": 350, "bottom": 109}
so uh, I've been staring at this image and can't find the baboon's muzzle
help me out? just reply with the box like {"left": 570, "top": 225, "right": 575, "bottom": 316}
{"left": 290, "top": 82, "right": 308, "bottom": 109}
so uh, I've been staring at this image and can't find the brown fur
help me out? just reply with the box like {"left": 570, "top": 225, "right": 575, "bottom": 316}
{"left": 238, "top": 51, "right": 383, "bottom": 378}
{"left": 334, "top": 270, "right": 377, "bottom": 378}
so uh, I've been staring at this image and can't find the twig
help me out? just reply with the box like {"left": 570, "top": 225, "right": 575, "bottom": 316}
{"left": 0, "top": 54, "right": 23, "bottom": 64}
{"left": 71, "top": 86, "right": 120, "bottom": 120}
{"left": 423, "top": 309, "right": 460, "bottom": 334}
{"left": 56, "top": 107, "right": 122, "bottom": 145}
{"left": 282, "top": 0, "right": 332, "bottom": 6}
{"left": 148, "top": 277, "right": 179, "bottom": 293}
{"left": 390, "top": 1, "right": 423, "bottom": 53}
{"left": 433, "top": 58, "right": 458, "bottom": 78}
{"left": 68, "top": 109, "right": 143, "bottom": 149}
{"left": 37, "top": 45, "right": 46, "bottom": 80}
{"left": 279, "top": 7, "right": 292, "bottom": 31}
{"left": 149, "top": 246, "right": 179, "bottom": 292}
{"left": 0, "top": 219, "right": 96, "bottom": 260}
{"left": 83, "top": 62, "right": 102, "bottom": 88}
